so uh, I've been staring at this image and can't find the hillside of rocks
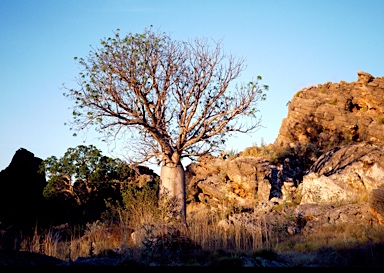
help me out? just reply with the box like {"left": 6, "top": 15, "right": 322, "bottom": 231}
{"left": 185, "top": 71, "right": 384, "bottom": 238}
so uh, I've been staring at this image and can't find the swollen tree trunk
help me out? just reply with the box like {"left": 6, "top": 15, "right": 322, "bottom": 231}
{"left": 159, "top": 163, "right": 186, "bottom": 222}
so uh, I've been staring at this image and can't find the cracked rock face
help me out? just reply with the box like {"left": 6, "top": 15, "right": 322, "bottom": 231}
{"left": 275, "top": 71, "right": 384, "bottom": 150}
{"left": 186, "top": 155, "right": 304, "bottom": 209}
{"left": 185, "top": 71, "right": 384, "bottom": 235}
{"left": 299, "top": 143, "right": 384, "bottom": 205}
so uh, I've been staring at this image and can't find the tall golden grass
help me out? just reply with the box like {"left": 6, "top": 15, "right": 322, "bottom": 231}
{"left": 18, "top": 204, "right": 281, "bottom": 262}
{"left": 8, "top": 141, "right": 384, "bottom": 266}
{"left": 16, "top": 191, "right": 384, "bottom": 265}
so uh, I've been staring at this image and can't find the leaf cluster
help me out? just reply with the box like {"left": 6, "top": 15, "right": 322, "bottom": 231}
{"left": 39, "top": 145, "right": 136, "bottom": 225}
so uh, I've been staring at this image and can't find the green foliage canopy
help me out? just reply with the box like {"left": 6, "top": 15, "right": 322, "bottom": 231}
{"left": 40, "top": 144, "right": 131, "bottom": 202}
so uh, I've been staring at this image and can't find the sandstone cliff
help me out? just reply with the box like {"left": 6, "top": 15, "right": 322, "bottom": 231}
{"left": 275, "top": 71, "right": 384, "bottom": 150}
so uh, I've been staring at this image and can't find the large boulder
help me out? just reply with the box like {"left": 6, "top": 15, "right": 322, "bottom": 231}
{"left": 299, "top": 143, "right": 384, "bottom": 205}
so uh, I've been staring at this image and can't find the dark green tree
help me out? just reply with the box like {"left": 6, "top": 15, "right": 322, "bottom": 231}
{"left": 40, "top": 145, "right": 132, "bottom": 225}
{"left": 64, "top": 27, "right": 268, "bottom": 222}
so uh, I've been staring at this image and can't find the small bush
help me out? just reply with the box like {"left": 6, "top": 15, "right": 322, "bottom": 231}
{"left": 225, "top": 148, "right": 239, "bottom": 159}
{"left": 240, "top": 139, "right": 275, "bottom": 159}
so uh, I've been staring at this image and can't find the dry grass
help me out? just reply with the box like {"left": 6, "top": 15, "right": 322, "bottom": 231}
{"left": 18, "top": 206, "right": 281, "bottom": 262}
{"left": 187, "top": 209, "right": 278, "bottom": 253}
{"left": 17, "top": 196, "right": 384, "bottom": 266}
{"left": 19, "top": 221, "right": 124, "bottom": 261}
{"left": 276, "top": 219, "right": 384, "bottom": 253}
{"left": 240, "top": 142, "right": 275, "bottom": 159}
{"left": 19, "top": 227, "right": 61, "bottom": 257}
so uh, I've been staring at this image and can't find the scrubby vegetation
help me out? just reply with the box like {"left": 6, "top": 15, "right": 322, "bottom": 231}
{"left": 1, "top": 143, "right": 384, "bottom": 267}
{"left": 239, "top": 138, "right": 320, "bottom": 171}
{"left": 13, "top": 195, "right": 384, "bottom": 267}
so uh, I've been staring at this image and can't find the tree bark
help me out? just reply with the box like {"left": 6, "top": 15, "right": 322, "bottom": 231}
{"left": 159, "top": 163, "right": 186, "bottom": 222}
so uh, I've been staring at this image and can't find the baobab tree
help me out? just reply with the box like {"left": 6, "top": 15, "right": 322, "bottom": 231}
{"left": 64, "top": 27, "right": 268, "bottom": 222}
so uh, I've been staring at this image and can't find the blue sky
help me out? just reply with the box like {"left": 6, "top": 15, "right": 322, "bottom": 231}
{"left": 1, "top": 0, "right": 383, "bottom": 174}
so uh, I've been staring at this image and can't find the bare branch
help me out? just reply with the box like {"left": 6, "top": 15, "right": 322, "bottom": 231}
{"left": 64, "top": 27, "right": 267, "bottom": 165}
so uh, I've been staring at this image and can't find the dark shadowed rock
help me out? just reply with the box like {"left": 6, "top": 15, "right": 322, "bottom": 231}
{"left": 0, "top": 250, "right": 68, "bottom": 266}
{"left": 0, "top": 148, "right": 48, "bottom": 249}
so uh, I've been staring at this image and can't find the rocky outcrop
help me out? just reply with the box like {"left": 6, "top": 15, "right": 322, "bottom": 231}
{"left": 186, "top": 154, "right": 304, "bottom": 209}
{"left": 275, "top": 71, "right": 384, "bottom": 150}
{"left": 0, "top": 148, "right": 47, "bottom": 230}
{"left": 187, "top": 144, "right": 383, "bottom": 210}
{"left": 299, "top": 143, "right": 384, "bottom": 205}
{"left": 184, "top": 72, "right": 384, "bottom": 254}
